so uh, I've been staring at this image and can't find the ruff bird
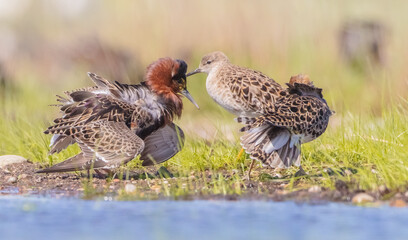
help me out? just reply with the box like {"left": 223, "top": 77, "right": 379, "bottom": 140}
{"left": 37, "top": 57, "right": 199, "bottom": 173}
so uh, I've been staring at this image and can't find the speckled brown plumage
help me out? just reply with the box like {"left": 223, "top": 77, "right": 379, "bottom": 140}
{"left": 187, "top": 51, "right": 283, "bottom": 117}
{"left": 237, "top": 75, "right": 333, "bottom": 168}
{"left": 188, "top": 53, "right": 331, "bottom": 169}
{"left": 38, "top": 58, "right": 198, "bottom": 173}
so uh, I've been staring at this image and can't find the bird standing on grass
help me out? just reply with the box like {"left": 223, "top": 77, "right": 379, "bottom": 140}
{"left": 237, "top": 75, "right": 333, "bottom": 177}
{"left": 37, "top": 57, "right": 199, "bottom": 174}
{"left": 187, "top": 52, "right": 332, "bottom": 178}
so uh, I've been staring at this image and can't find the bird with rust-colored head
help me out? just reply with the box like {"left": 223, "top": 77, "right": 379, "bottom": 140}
{"left": 37, "top": 57, "right": 199, "bottom": 174}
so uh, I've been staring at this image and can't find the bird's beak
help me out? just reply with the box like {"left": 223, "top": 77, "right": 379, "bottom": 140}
{"left": 186, "top": 68, "right": 201, "bottom": 77}
{"left": 181, "top": 89, "right": 200, "bottom": 109}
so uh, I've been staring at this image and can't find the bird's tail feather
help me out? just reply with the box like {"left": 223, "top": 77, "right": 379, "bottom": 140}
{"left": 48, "top": 135, "right": 75, "bottom": 155}
{"left": 240, "top": 121, "right": 301, "bottom": 168}
{"left": 36, "top": 153, "right": 90, "bottom": 173}
{"left": 140, "top": 123, "right": 185, "bottom": 166}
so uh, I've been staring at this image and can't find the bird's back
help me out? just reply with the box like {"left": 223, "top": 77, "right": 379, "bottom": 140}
{"left": 207, "top": 63, "right": 284, "bottom": 117}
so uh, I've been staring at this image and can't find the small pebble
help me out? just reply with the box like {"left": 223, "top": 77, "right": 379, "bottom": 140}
{"left": 378, "top": 185, "right": 389, "bottom": 195}
{"left": 273, "top": 173, "right": 282, "bottom": 178}
{"left": 124, "top": 184, "right": 137, "bottom": 193}
{"left": 390, "top": 199, "right": 407, "bottom": 208}
{"left": 308, "top": 185, "right": 322, "bottom": 193}
{"left": 344, "top": 169, "right": 352, "bottom": 176}
{"left": 333, "top": 190, "right": 342, "bottom": 200}
{"left": 352, "top": 193, "right": 374, "bottom": 204}
{"left": 7, "top": 176, "right": 17, "bottom": 184}
{"left": 150, "top": 184, "right": 161, "bottom": 193}
{"left": 394, "top": 193, "right": 403, "bottom": 199}
{"left": 18, "top": 174, "right": 28, "bottom": 180}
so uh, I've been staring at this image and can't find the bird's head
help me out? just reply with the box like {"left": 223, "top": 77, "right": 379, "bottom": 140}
{"left": 186, "top": 51, "right": 229, "bottom": 76}
{"left": 289, "top": 74, "right": 314, "bottom": 86}
{"left": 145, "top": 58, "right": 199, "bottom": 116}
{"left": 286, "top": 74, "right": 323, "bottom": 99}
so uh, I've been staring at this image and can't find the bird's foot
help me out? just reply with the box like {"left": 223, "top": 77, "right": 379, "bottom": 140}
{"left": 294, "top": 166, "right": 307, "bottom": 178}
{"left": 94, "top": 169, "right": 113, "bottom": 179}
{"left": 155, "top": 166, "right": 174, "bottom": 178}
{"left": 242, "top": 159, "right": 255, "bottom": 181}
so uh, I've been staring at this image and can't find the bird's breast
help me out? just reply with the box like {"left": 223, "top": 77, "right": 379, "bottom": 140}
{"left": 206, "top": 72, "right": 256, "bottom": 116}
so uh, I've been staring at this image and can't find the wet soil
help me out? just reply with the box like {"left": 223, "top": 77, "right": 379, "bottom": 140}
{"left": 1, "top": 162, "right": 407, "bottom": 206}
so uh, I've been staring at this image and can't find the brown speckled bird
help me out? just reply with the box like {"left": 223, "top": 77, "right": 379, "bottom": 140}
{"left": 187, "top": 51, "right": 284, "bottom": 117}
{"left": 237, "top": 74, "right": 333, "bottom": 175}
{"left": 188, "top": 52, "right": 332, "bottom": 176}
{"left": 37, "top": 58, "right": 199, "bottom": 173}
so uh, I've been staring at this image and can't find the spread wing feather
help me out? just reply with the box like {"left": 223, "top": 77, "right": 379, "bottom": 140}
{"left": 38, "top": 121, "right": 144, "bottom": 173}
{"left": 140, "top": 123, "right": 185, "bottom": 166}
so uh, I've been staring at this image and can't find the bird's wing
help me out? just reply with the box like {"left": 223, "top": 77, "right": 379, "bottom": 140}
{"left": 38, "top": 121, "right": 144, "bottom": 173}
{"left": 262, "top": 95, "right": 331, "bottom": 131}
{"left": 140, "top": 122, "right": 185, "bottom": 166}
{"left": 45, "top": 95, "right": 132, "bottom": 134}
{"left": 46, "top": 72, "right": 168, "bottom": 154}
{"left": 76, "top": 120, "right": 145, "bottom": 168}
{"left": 225, "top": 66, "right": 284, "bottom": 112}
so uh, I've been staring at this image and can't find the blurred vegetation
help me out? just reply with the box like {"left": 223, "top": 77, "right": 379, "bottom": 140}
{"left": 1, "top": 1, "right": 408, "bottom": 197}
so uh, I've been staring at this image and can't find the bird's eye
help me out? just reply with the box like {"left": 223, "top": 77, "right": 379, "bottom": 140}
{"left": 206, "top": 60, "right": 212, "bottom": 64}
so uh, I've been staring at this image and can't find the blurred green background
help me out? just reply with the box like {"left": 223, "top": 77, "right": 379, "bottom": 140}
{"left": 0, "top": 0, "right": 407, "bottom": 140}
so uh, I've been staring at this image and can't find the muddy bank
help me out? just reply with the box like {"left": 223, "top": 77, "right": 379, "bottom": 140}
{"left": 0, "top": 162, "right": 407, "bottom": 206}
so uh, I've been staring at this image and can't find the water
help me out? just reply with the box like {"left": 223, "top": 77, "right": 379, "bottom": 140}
{"left": 0, "top": 196, "right": 407, "bottom": 240}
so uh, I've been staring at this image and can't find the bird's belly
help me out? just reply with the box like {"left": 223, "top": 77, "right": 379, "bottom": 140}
{"left": 206, "top": 77, "right": 255, "bottom": 117}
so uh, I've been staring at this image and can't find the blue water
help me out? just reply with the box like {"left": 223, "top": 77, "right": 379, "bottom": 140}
{"left": 0, "top": 196, "right": 407, "bottom": 240}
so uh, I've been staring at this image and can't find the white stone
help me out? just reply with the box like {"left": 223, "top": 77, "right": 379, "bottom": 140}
{"left": 7, "top": 176, "right": 17, "bottom": 183}
{"left": 308, "top": 185, "right": 322, "bottom": 193}
{"left": 124, "top": 183, "right": 136, "bottom": 193}
{"left": 352, "top": 193, "right": 374, "bottom": 204}
{"left": 0, "top": 155, "right": 27, "bottom": 168}
{"left": 18, "top": 174, "right": 28, "bottom": 180}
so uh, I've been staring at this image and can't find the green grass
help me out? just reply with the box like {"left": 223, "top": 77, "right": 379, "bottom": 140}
{"left": 2, "top": 0, "right": 408, "bottom": 199}
{"left": 1, "top": 80, "right": 408, "bottom": 199}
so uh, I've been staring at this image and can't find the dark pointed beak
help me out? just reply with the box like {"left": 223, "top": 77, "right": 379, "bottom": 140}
{"left": 186, "top": 68, "right": 201, "bottom": 77}
{"left": 181, "top": 89, "right": 200, "bottom": 109}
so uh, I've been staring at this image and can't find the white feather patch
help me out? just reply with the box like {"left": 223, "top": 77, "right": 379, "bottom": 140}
{"left": 50, "top": 134, "right": 60, "bottom": 147}
{"left": 263, "top": 130, "right": 290, "bottom": 154}
{"left": 289, "top": 134, "right": 301, "bottom": 148}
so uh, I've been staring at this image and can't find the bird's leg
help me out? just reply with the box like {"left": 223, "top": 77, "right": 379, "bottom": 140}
{"left": 247, "top": 159, "right": 255, "bottom": 179}
{"left": 294, "top": 165, "right": 307, "bottom": 177}
{"left": 155, "top": 166, "right": 174, "bottom": 178}
{"left": 243, "top": 159, "right": 255, "bottom": 181}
